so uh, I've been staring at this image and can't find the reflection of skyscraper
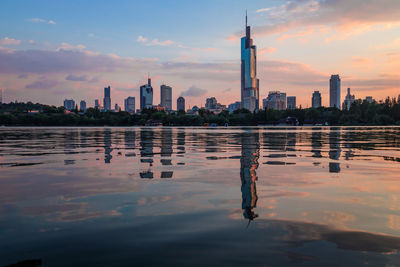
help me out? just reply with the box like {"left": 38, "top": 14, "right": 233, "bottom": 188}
{"left": 140, "top": 128, "right": 154, "bottom": 178}
{"left": 104, "top": 129, "right": 112, "bottom": 163}
{"left": 177, "top": 129, "right": 186, "bottom": 155}
{"left": 240, "top": 131, "right": 259, "bottom": 221}
{"left": 311, "top": 130, "right": 322, "bottom": 158}
{"left": 329, "top": 128, "right": 341, "bottom": 173}
{"left": 160, "top": 128, "right": 174, "bottom": 178}
{"left": 241, "top": 13, "right": 259, "bottom": 112}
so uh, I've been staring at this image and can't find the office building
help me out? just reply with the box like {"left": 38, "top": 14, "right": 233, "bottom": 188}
{"left": 177, "top": 96, "right": 185, "bottom": 111}
{"left": 114, "top": 103, "right": 120, "bottom": 112}
{"left": 103, "top": 86, "right": 111, "bottom": 111}
{"left": 241, "top": 13, "right": 259, "bottom": 112}
{"left": 365, "top": 96, "right": 374, "bottom": 103}
{"left": 94, "top": 99, "right": 100, "bottom": 109}
{"left": 140, "top": 78, "right": 153, "bottom": 110}
{"left": 160, "top": 85, "right": 172, "bottom": 111}
{"left": 205, "top": 97, "right": 226, "bottom": 113}
{"left": 342, "top": 88, "right": 355, "bottom": 110}
{"left": 63, "top": 99, "right": 75, "bottom": 111}
{"left": 287, "top": 96, "right": 296, "bottom": 109}
{"left": 263, "top": 91, "right": 286, "bottom": 110}
{"left": 330, "top": 75, "right": 341, "bottom": 109}
{"left": 124, "top": 97, "right": 135, "bottom": 113}
{"left": 228, "top": 101, "right": 241, "bottom": 113}
{"left": 80, "top": 100, "right": 87, "bottom": 112}
{"left": 312, "top": 91, "right": 322, "bottom": 108}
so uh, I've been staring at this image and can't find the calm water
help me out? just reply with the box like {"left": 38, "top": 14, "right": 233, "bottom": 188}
{"left": 1, "top": 126, "right": 400, "bottom": 266}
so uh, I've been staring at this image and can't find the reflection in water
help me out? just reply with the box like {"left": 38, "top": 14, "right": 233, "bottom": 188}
{"left": 329, "top": 128, "right": 341, "bottom": 173}
{"left": 240, "top": 132, "right": 259, "bottom": 221}
{"left": 104, "top": 129, "right": 112, "bottom": 164}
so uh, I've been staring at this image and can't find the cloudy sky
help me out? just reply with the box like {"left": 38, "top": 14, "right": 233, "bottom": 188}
{"left": 0, "top": 0, "right": 399, "bottom": 109}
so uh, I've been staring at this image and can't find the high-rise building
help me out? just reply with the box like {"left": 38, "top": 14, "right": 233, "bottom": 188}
{"left": 80, "top": 100, "right": 87, "bottom": 112}
{"left": 241, "top": 13, "right": 259, "bottom": 112}
{"left": 312, "top": 91, "right": 322, "bottom": 108}
{"left": 365, "top": 96, "right": 374, "bottom": 103}
{"left": 114, "top": 103, "right": 120, "bottom": 112}
{"left": 287, "top": 96, "right": 296, "bottom": 109}
{"left": 342, "top": 88, "right": 355, "bottom": 110}
{"left": 63, "top": 99, "right": 75, "bottom": 110}
{"left": 124, "top": 97, "right": 135, "bottom": 113}
{"left": 103, "top": 86, "right": 111, "bottom": 111}
{"left": 263, "top": 91, "right": 286, "bottom": 110}
{"left": 330, "top": 75, "right": 341, "bottom": 109}
{"left": 228, "top": 101, "right": 241, "bottom": 113}
{"left": 94, "top": 99, "right": 100, "bottom": 109}
{"left": 160, "top": 85, "right": 172, "bottom": 111}
{"left": 177, "top": 96, "right": 185, "bottom": 111}
{"left": 205, "top": 97, "right": 218, "bottom": 109}
{"left": 140, "top": 78, "right": 153, "bottom": 110}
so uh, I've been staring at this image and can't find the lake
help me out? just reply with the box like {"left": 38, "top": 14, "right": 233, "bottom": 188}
{"left": 1, "top": 126, "right": 400, "bottom": 266}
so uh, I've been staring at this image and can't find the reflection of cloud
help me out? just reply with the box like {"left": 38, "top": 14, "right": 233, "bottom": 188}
{"left": 322, "top": 211, "right": 356, "bottom": 229}
{"left": 388, "top": 215, "right": 400, "bottom": 231}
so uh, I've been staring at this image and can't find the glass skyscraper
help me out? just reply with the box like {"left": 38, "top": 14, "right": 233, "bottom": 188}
{"left": 330, "top": 74, "right": 341, "bottom": 109}
{"left": 241, "top": 14, "right": 259, "bottom": 112}
{"left": 140, "top": 78, "right": 153, "bottom": 110}
{"left": 103, "top": 86, "right": 111, "bottom": 111}
{"left": 160, "top": 84, "right": 172, "bottom": 111}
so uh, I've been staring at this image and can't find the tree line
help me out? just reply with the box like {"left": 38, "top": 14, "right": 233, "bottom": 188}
{"left": 1, "top": 96, "right": 400, "bottom": 126}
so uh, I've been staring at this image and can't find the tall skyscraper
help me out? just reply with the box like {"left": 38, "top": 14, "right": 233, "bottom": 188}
{"left": 177, "top": 96, "right": 185, "bottom": 111}
{"left": 342, "top": 88, "right": 355, "bottom": 110}
{"left": 94, "top": 99, "right": 100, "bottom": 109}
{"left": 312, "top": 91, "right": 322, "bottom": 108}
{"left": 63, "top": 99, "right": 75, "bottom": 110}
{"left": 330, "top": 75, "right": 341, "bottom": 109}
{"left": 80, "top": 100, "right": 87, "bottom": 112}
{"left": 140, "top": 78, "right": 153, "bottom": 110}
{"left": 103, "top": 86, "right": 111, "bottom": 111}
{"left": 287, "top": 96, "right": 296, "bottom": 109}
{"left": 160, "top": 85, "right": 172, "bottom": 111}
{"left": 241, "top": 13, "right": 259, "bottom": 112}
{"left": 263, "top": 91, "right": 286, "bottom": 110}
{"left": 124, "top": 97, "right": 135, "bottom": 113}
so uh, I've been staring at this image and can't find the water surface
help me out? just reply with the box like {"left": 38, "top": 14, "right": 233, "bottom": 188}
{"left": 1, "top": 126, "right": 400, "bottom": 266}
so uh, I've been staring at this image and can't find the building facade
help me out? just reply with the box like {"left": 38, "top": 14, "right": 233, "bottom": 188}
{"left": 263, "top": 91, "right": 286, "bottom": 110}
{"left": 103, "top": 86, "right": 111, "bottom": 111}
{"left": 177, "top": 96, "right": 185, "bottom": 111}
{"left": 330, "top": 75, "right": 341, "bottom": 109}
{"left": 312, "top": 91, "right": 322, "bottom": 108}
{"left": 140, "top": 78, "right": 153, "bottom": 110}
{"left": 365, "top": 96, "right": 374, "bottom": 103}
{"left": 94, "top": 99, "right": 100, "bottom": 109}
{"left": 241, "top": 14, "right": 259, "bottom": 112}
{"left": 64, "top": 99, "right": 75, "bottom": 110}
{"left": 287, "top": 96, "right": 296, "bottom": 109}
{"left": 124, "top": 97, "right": 135, "bottom": 113}
{"left": 80, "top": 100, "right": 87, "bottom": 112}
{"left": 228, "top": 101, "right": 241, "bottom": 113}
{"left": 160, "top": 85, "right": 172, "bottom": 111}
{"left": 342, "top": 88, "right": 355, "bottom": 110}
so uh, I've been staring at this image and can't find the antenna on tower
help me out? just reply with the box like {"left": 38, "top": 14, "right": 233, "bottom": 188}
{"left": 246, "top": 10, "right": 247, "bottom": 28}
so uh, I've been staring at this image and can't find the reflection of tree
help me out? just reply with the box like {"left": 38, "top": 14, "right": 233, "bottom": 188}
{"left": 329, "top": 128, "right": 341, "bottom": 173}
{"left": 240, "top": 132, "right": 260, "bottom": 221}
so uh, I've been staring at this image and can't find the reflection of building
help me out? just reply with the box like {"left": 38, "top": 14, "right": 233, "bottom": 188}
{"left": 240, "top": 132, "right": 259, "bottom": 221}
{"left": 160, "top": 128, "right": 173, "bottom": 177}
{"left": 241, "top": 13, "right": 259, "bottom": 112}
{"left": 104, "top": 129, "right": 112, "bottom": 163}
{"left": 329, "top": 128, "right": 341, "bottom": 173}
{"left": 263, "top": 91, "right": 286, "bottom": 110}
{"left": 311, "top": 131, "right": 322, "bottom": 158}
{"left": 64, "top": 99, "right": 75, "bottom": 110}
{"left": 124, "top": 97, "right": 135, "bottom": 113}
{"left": 140, "top": 128, "right": 154, "bottom": 178}
{"left": 312, "top": 91, "right": 322, "bottom": 108}
{"left": 80, "top": 100, "right": 87, "bottom": 112}
{"left": 329, "top": 75, "right": 341, "bottom": 109}
{"left": 160, "top": 85, "right": 172, "bottom": 111}
{"left": 342, "top": 88, "right": 355, "bottom": 110}
{"left": 287, "top": 96, "right": 296, "bottom": 109}
{"left": 177, "top": 96, "right": 185, "bottom": 111}
{"left": 140, "top": 78, "right": 153, "bottom": 110}
{"left": 104, "top": 86, "right": 111, "bottom": 111}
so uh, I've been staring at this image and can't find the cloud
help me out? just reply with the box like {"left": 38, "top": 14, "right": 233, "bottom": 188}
{"left": 180, "top": 85, "right": 207, "bottom": 97}
{"left": 28, "top": 18, "right": 56, "bottom": 25}
{"left": 88, "top": 33, "right": 95, "bottom": 38}
{"left": 66, "top": 74, "right": 89, "bottom": 81}
{"left": 136, "top": 35, "right": 148, "bottom": 43}
{"left": 18, "top": 74, "right": 29, "bottom": 79}
{"left": 259, "top": 47, "right": 277, "bottom": 55}
{"left": 56, "top": 43, "right": 86, "bottom": 51}
{"left": 233, "top": 0, "right": 400, "bottom": 41}
{"left": 0, "top": 37, "right": 21, "bottom": 46}
{"left": 25, "top": 77, "right": 59, "bottom": 89}
{"left": 148, "top": 38, "right": 174, "bottom": 46}
{"left": 28, "top": 40, "right": 35, "bottom": 44}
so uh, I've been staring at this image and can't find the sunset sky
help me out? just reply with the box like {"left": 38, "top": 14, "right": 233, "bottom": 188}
{"left": 0, "top": 0, "right": 399, "bottom": 109}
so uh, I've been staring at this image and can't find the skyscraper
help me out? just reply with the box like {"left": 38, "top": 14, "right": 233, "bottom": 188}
{"left": 330, "top": 75, "right": 341, "bottom": 109}
{"left": 103, "top": 86, "right": 111, "bottom": 111}
{"left": 177, "top": 96, "right": 185, "bottom": 111}
{"left": 287, "top": 96, "right": 296, "bottom": 109}
{"left": 80, "top": 100, "right": 87, "bottom": 112}
{"left": 263, "top": 91, "right": 286, "bottom": 110}
{"left": 140, "top": 78, "right": 153, "bottom": 110}
{"left": 312, "top": 91, "right": 322, "bottom": 108}
{"left": 94, "top": 99, "right": 100, "bottom": 109}
{"left": 241, "top": 13, "right": 259, "bottom": 112}
{"left": 342, "top": 88, "right": 355, "bottom": 110}
{"left": 124, "top": 97, "right": 135, "bottom": 113}
{"left": 63, "top": 99, "right": 75, "bottom": 110}
{"left": 160, "top": 85, "right": 172, "bottom": 111}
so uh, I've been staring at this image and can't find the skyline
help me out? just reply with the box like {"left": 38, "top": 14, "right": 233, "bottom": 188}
{"left": 0, "top": 0, "right": 400, "bottom": 109}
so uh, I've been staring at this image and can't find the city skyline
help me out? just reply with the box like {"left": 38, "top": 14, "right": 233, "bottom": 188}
{"left": 0, "top": 0, "right": 399, "bottom": 109}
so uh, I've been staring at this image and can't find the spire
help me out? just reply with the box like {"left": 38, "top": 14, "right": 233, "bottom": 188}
{"left": 245, "top": 10, "right": 247, "bottom": 28}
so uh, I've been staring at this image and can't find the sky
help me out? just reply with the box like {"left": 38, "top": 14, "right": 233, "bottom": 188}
{"left": 0, "top": 0, "right": 399, "bottom": 109}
